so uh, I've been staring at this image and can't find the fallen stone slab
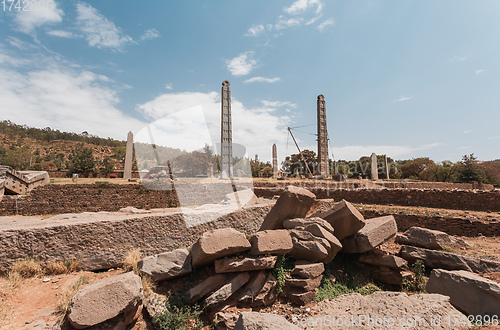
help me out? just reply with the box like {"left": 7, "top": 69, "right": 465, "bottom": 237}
{"left": 68, "top": 272, "right": 143, "bottom": 329}
{"left": 203, "top": 272, "right": 251, "bottom": 308}
{"left": 291, "top": 261, "right": 325, "bottom": 279}
{"left": 237, "top": 271, "right": 268, "bottom": 304}
{"left": 283, "top": 217, "right": 335, "bottom": 236}
{"left": 426, "top": 269, "right": 500, "bottom": 317}
{"left": 358, "top": 252, "right": 408, "bottom": 270}
{"left": 188, "top": 273, "right": 228, "bottom": 303}
{"left": 289, "top": 230, "right": 330, "bottom": 262}
{"left": 286, "top": 275, "right": 323, "bottom": 291}
{"left": 310, "top": 291, "right": 467, "bottom": 329}
{"left": 138, "top": 248, "right": 191, "bottom": 281}
{"left": 191, "top": 228, "right": 251, "bottom": 267}
{"left": 284, "top": 288, "right": 316, "bottom": 306}
{"left": 250, "top": 272, "right": 278, "bottom": 307}
{"left": 399, "top": 245, "right": 500, "bottom": 274}
{"left": 302, "top": 223, "right": 342, "bottom": 263}
{"left": 341, "top": 215, "right": 397, "bottom": 254}
{"left": 215, "top": 255, "right": 277, "bottom": 273}
{"left": 234, "top": 312, "right": 300, "bottom": 330}
{"left": 396, "top": 226, "right": 471, "bottom": 250}
{"left": 250, "top": 230, "right": 293, "bottom": 256}
{"left": 259, "top": 186, "right": 316, "bottom": 231}
{"left": 312, "top": 199, "right": 365, "bottom": 240}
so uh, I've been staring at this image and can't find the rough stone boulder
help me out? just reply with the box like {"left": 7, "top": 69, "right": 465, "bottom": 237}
{"left": 68, "top": 272, "right": 143, "bottom": 329}
{"left": 234, "top": 312, "right": 300, "bottom": 330}
{"left": 138, "top": 248, "right": 192, "bottom": 281}
{"left": 203, "top": 272, "right": 251, "bottom": 308}
{"left": 426, "top": 269, "right": 500, "bottom": 317}
{"left": 291, "top": 261, "right": 325, "bottom": 279}
{"left": 238, "top": 271, "right": 278, "bottom": 307}
{"left": 288, "top": 230, "right": 330, "bottom": 262}
{"left": 312, "top": 199, "right": 365, "bottom": 240}
{"left": 191, "top": 228, "right": 251, "bottom": 267}
{"left": 286, "top": 275, "right": 323, "bottom": 291}
{"left": 399, "top": 245, "right": 500, "bottom": 274}
{"left": 395, "top": 226, "right": 471, "bottom": 250}
{"left": 283, "top": 217, "right": 335, "bottom": 236}
{"left": 310, "top": 291, "right": 467, "bottom": 329}
{"left": 284, "top": 288, "right": 317, "bottom": 306}
{"left": 302, "top": 223, "right": 342, "bottom": 263}
{"left": 250, "top": 230, "right": 293, "bottom": 255}
{"left": 341, "top": 215, "right": 397, "bottom": 254}
{"left": 259, "top": 186, "right": 316, "bottom": 231}
{"left": 215, "top": 255, "right": 277, "bottom": 273}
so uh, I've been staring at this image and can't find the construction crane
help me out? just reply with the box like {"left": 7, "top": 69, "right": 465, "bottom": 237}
{"left": 287, "top": 127, "right": 314, "bottom": 177}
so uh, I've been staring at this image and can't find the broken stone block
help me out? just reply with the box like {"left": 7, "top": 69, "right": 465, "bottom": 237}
{"left": 302, "top": 223, "right": 342, "bottom": 263}
{"left": 284, "top": 287, "right": 316, "bottom": 305}
{"left": 283, "top": 217, "right": 335, "bottom": 236}
{"left": 286, "top": 275, "right": 323, "bottom": 291}
{"left": 237, "top": 271, "right": 268, "bottom": 304}
{"left": 399, "top": 245, "right": 500, "bottom": 274}
{"left": 215, "top": 255, "right": 277, "bottom": 273}
{"left": 426, "top": 269, "right": 500, "bottom": 317}
{"left": 250, "top": 230, "right": 293, "bottom": 256}
{"left": 291, "top": 261, "right": 325, "bottom": 279}
{"left": 395, "top": 226, "right": 471, "bottom": 250}
{"left": 341, "top": 215, "right": 397, "bottom": 253}
{"left": 138, "top": 248, "right": 192, "bottom": 282}
{"left": 234, "top": 312, "right": 300, "bottom": 330}
{"left": 68, "top": 272, "right": 143, "bottom": 329}
{"left": 289, "top": 230, "right": 330, "bottom": 262}
{"left": 250, "top": 272, "right": 278, "bottom": 307}
{"left": 188, "top": 273, "right": 228, "bottom": 303}
{"left": 203, "top": 272, "right": 251, "bottom": 308}
{"left": 314, "top": 199, "right": 365, "bottom": 240}
{"left": 191, "top": 228, "right": 251, "bottom": 267}
{"left": 259, "top": 186, "right": 316, "bottom": 231}
{"left": 358, "top": 252, "right": 408, "bottom": 270}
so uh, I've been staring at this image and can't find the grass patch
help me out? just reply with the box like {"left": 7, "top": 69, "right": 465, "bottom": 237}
{"left": 10, "top": 258, "right": 43, "bottom": 278}
{"left": 272, "top": 255, "right": 295, "bottom": 293}
{"left": 314, "top": 254, "right": 380, "bottom": 302}
{"left": 122, "top": 249, "right": 142, "bottom": 274}
{"left": 152, "top": 291, "right": 203, "bottom": 330}
{"left": 402, "top": 260, "right": 427, "bottom": 294}
{"left": 141, "top": 275, "right": 156, "bottom": 297}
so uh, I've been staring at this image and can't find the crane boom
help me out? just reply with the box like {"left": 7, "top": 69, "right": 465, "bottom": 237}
{"left": 287, "top": 127, "right": 313, "bottom": 177}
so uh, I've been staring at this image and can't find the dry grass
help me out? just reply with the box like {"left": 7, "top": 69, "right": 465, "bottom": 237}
{"left": 56, "top": 275, "right": 90, "bottom": 324}
{"left": 44, "top": 261, "right": 68, "bottom": 275}
{"left": 123, "top": 249, "right": 142, "bottom": 274}
{"left": 0, "top": 271, "right": 24, "bottom": 321}
{"left": 141, "top": 275, "right": 156, "bottom": 297}
{"left": 10, "top": 258, "right": 43, "bottom": 278}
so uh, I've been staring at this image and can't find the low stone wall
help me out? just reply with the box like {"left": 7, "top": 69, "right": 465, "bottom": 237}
{"left": 0, "top": 202, "right": 273, "bottom": 272}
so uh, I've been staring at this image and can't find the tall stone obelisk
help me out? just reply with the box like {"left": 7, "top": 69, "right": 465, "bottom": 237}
{"left": 220, "top": 80, "right": 233, "bottom": 179}
{"left": 384, "top": 154, "right": 390, "bottom": 180}
{"left": 370, "top": 153, "right": 378, "bottom": 180}
{"left": 272, "top": 144, "right": 278, "bottom": 179}
{"left": 317, "top": 95, "right": 329, "bottom": 176}
{"left": 124, "top": 131, "right": 133, "bottom": 179}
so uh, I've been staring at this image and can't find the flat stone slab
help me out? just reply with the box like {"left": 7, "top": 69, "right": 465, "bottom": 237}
{"left": 426, "top": 269, "right": 500, "bottom": 317}
{"left": 291, "top": 261, "right": 325, "bottom": 279}
{"left": 396, "top": 226, "right": 470, "bottom": 250}
{"left": 341, "top": 215, "right": 397, "bottom": 253}
{"left": 259, "top": 186, "right": 316, "bottom": 231}
{"left": 358, "top": 252, "right": 408, "bottom": 270}
{"left": 188, "top": 273, "right": 227, "bottom": 303}
{"left": 286, "top": 275, "right": 323, "bottom": 291}
{"left": 284, "top": 288, "right": 316, "bottom": 306}
{"left": 138, "top": 248, "right": 191, "bottom": 282}
{"left": 215, "top": 255, "right": 278, "bottom": 273}
{"left": 283, "top": 217, "right": 335, "bottom": 236}
{"left": 250, "top": 230, "right": 293, "bottom": 256}
{"left": 313, "top": 199, "right": 365, "bottom": 240}
{"left": 234, "top": 312, "right": 300, "bottom": 330}
{"left": 400, "top": 245, "right": 500, "bottom": 274}
{"left": 191, "top": 228, "right": 251, "bottom": 267}
{"left": 203, "top": 272, "right": 251, "bottom": 308}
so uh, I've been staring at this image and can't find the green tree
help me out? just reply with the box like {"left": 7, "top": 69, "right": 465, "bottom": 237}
{"left": 68, "top": 144, "right": 96, "bottom": 177}
{"left": 400, "top": 157, "right": 436, "bottom": 180}
{"left": 457, "top": 153, "right": 486, "bottom": 183}
{"left": 283, "top": 149, "right": 317, "bottom": 177}
{"left": 100, "top": 156, "right": 115, "bottom": 177}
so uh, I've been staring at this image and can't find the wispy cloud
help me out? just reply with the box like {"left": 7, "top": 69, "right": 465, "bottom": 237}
{"left": 274, "top": 16, "right": 303, "bottom": 30}
{"left": 261, "top": 100, "right": 297, "bottom": 108}
{"left": 15, "top": 2, "right": 63, "bottom": 34}
{"left": 463, "top": 130, "right": 471, "bottom": 134}
{"left": 76, "top": 3, "right": 134, "bottom": 51}
{"left": 449, "top": 56, "right": 467, "bottom": 62}
{"left": 244, "top": 77, "right": 281, "bottom": 83}
{"left": 394, "top": 95, "right": 412, "bottom": 102}
{"left": 226, "top": 52, "right": 257, "bottom": 76}
{"left": 475, "top": 69, "right": 486, "bottom": 75}
{"left": 317, "top": 18, "right": 334, "bottom": 31}
{"left": 284, "top": 0, "right": 323, "bottom": 15}
{"left": 47, "top": 30, "right": 76, "bottom": 38}
{"left": 245, "top": 25, "right": 265, "bottom": 37}
{"left": 140, "top": 28, "right": 160, "bottom": 41}
{"left": 165, "top": 83, "right": 173, "bottom": 90}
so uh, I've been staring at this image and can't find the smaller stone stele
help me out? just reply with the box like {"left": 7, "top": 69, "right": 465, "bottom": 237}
{"left": 259, "top": 185, "right": 316, "bottom": 231}
{"left": 138, "top": 248, "right": 192, "bottom": 282}
{"left": 341, "top": 215, "right": 397, "bottom": 254}
{"left": 395, "top": 226, "right": 471, "bottom": 250}
{"left": 250, "top": 229, "right": 293, "bottom": 255}
{"left": 191, "top": 228, "right": 251, "bottom": 267}
{"left": 214, "top": 255, "right": 278, "bottom": 273}
{"left": 68, "top": 272, "right": 144, "bottom": 329}
{"left": 313, "top": 199, "right": 365, "bottom": 240}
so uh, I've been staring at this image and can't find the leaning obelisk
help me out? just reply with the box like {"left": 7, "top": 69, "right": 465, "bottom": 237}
{"left": 221, "top": 80, "right": 233, "bottom": 179}
{"left": 317, "top": 95, "right": 329, "bottom": 176}
{"left": 124, "top": 131, "right": 133, "bottom": 179}
{"left": 272, "top": 144, "right": 278, "bottom": 179}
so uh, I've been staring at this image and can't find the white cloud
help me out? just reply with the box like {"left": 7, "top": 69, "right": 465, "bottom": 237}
{"left": 394, "top": 95, "right": 412, "bottom": 102}
{"left": 76, "top": 3, "right": 134, "bottom": 51}
{"left": 317, "top": 18, "right": 334, "bottom": 31}
{"left": 245, "top": 25, "right": 265, "bottom": 37}
{"left": 140, "top": 28, "right": 160, "bottom": 41}
{"left": 463, "top": 130, "right": 471, "bottom": 134}
{"left": 165, "top": 83, "right": 173, "bottom": 90}
{"left": 285, "top": 0, "right": 323, "bottom": 15}
{"left": 261, "top": 100, "right": 297, "bottom": 108}
{"left": 449, "top": 56, "right": 467, "bottom": 62}
{"left": 226, "top": 52, "right": 257, "bottom": 76}
{"left": 475, "top": 69, "right": 486, "bottom": 75}
{"left": 47, "top": 30, "right": 75, "bottom": 38}
{"left": 15, "top": 2, "right": 63, "bottom": 34}
{"left": 274, "top": 16, "right": 303, "bottom": 30}
{"left": 0, "top": 64, "right": 144, "bottom": 139}
{"left": 244, "top": 77, "right": 281, "bottom": 83}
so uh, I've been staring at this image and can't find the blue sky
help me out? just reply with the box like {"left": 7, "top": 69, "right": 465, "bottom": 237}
{"left": 0, "top": 0, "right": 499, "bottom": 162}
